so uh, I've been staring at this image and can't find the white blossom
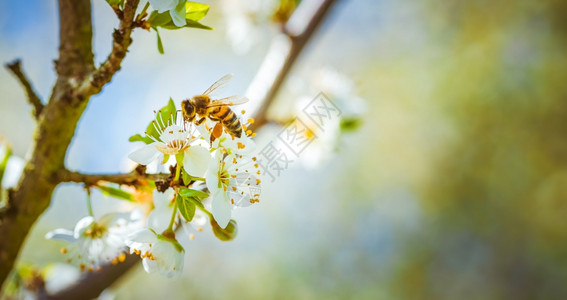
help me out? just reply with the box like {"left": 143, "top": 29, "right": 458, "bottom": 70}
{"left": 128, "top": 124, "right": 210, "bottom": 177}
{"left": 45, "top": 212, "right": 143, "bottom": 271}
{"left": 206, "top": 151, "right": 261, "bottom": 228}
{"left": 125, "top": 228, "right": 184, "bottom": 277}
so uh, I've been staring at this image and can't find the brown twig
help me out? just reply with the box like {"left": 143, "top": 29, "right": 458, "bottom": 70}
{"left": 80, "top": 0, "right": 140, "bottom": 96}
{"left": 59, "top": 170, "right": 170, "bottom": 187}
{"left": 247, "top": 0, "right": 337, "bottom": 132}
{"left": 5, "top": 60, "right": 44, "bottom": 119}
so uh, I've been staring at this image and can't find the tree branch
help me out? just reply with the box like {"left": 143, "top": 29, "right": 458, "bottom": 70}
{"left": 58, "top": 170, "right": 170, "bottom": 186}
{"left": 247, "top": 0, "right": 337, "bottom": 132}
{"left": 44, "top": 253, "right": 139, "bottom": 300}
{"left": 5, "top": 60, "right": 44, "bottom": 119}
{"left": 79, "top": 0, "right": 140, "bottom": 96}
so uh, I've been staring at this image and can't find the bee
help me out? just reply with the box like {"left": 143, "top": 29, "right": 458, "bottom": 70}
{"left": 181, "top": 74, "right": 248, "bottom": 143}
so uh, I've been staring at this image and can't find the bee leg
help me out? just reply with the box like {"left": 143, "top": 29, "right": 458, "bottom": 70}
{"left": 195, "top": 117, "right": 207, "bottom": 126}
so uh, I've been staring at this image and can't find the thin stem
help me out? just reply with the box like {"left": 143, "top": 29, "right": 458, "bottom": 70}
{"left": 5, "top": 60, "right": 44, "bottom": 119}
{"left": 166, "top": 196, "right": 179, "bottom": 232}
{"left": 85, "top": 188, "right": 94, "bottom": 217}
{"left": 136, "top": 1, "right": 150, "bottom": 22}
{"left": 173, "top": 163, "right": 182, "bottom": 183}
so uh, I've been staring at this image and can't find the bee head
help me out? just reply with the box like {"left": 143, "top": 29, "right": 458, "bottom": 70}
{"left": 181, "top": 100, "right": 196, "bottom": 121}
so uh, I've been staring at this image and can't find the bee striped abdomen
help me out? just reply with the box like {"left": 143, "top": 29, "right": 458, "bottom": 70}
{"left": 210, "top": 106, "right": 242, "bottom": 138}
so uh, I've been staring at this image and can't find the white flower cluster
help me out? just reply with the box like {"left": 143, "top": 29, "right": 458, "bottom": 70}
{"left": 46, "top": 105, "right": 261, "bottom": 278}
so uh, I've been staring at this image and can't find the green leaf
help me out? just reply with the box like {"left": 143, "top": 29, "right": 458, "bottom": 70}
{"left": 185, "top": 2, "right": 209, "bottom": 21}
{"left": 162, "top": 154, "right": 170, "bottom": 164}
{"left": 95, "top": 185, "right": 134, "bottom": 202}
{"left": 131, "top": 99, "right": 177, "bottom": 144}
{"left": 184, "top": 19, "right": 213, "bottom": 30}
{"left": 154, "top": 27, "right": 165, "bottom": 54}
{"left": 147, "top": 11, "right": 172, "bottom": 28}
{"left": 181, "top": 169, "right": 191, "bottom": 185}
{"left": 128, "top": 133, "right": 151, "bottom": 143}
{"left": 211, "top": 219, "right": 238, "bottom": 241}
{"left": 177, "top": 195, "right": 196, "bottom": 222}
{"left": 106, "top": 0, "right": 123, "bottom": 6}
{"left": 178, "top": 187, "right": 209, "bottom": 199}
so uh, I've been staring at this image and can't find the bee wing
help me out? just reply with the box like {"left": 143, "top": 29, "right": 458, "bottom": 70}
{"left": 207, "top": 95, "right": 249, "bottom": 107}
{"left": 203, "top": 74, "right": 233, "bottom": 96}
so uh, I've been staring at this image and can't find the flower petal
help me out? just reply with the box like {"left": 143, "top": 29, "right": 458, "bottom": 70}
{"left": 128, "top": 143, "right": 160, "bottom": 165}
{"left": 211, "top": 188, "right": 231, "bottom": 228}
{"left": 149, "top": 0, "right": 178, "bottom": 13}
{"left": 170, "top": 1, "right": 187, "bottom": 27}
{"left": 73, "top": 216, "right": 96, "bottom": 238}
{"left": 45, "top": 229, "right": 75, "bottom": 242}
{"left": 148, "top": 207, "right": 174, "bottom": 233}
{"left": 127, "top": 228, "right": 157, "bottom": 244}
{"left": 183, "top": 146, "right": 211, "bottom": 177}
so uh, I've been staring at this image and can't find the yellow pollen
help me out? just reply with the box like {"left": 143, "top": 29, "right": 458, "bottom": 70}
{"left": 256, "top": 170, "right": 261, "bottom": 175}
{"left": 134, "top": 249, "right": 141, "bottom": 255}
{"left": 246, "top": 130, "right": 252, "bottom": 136}
{"left": 237, "top": 142, "right": 245, "bottom": 149}
{"left": 305, "top": 129, "right": 315, "bottom": 139}
{"left": 232, "top": 186, "right": 237, "bottom": 191}
{"left": 96, "top": 266, "right": 102, "bottom": 272}
{"left": 80, "top": 264, "right": 86, "bottom": 272}
{"left": 67, "top": 258, "right": 72, "bottom": 263}
{"left": 198, "top": 227, "right": 203, "bottom": 232}
{"left": 252, "top": 157, "right": 257, "bottom": 161}
{"left": 88, "top": 267, "right": 93, "bottom": 273}
{"left": 250, "top": 199, "right": 254, "bottom": 204}
{"left": 252, "top": 133, "right": 256, "bottom": 137}
{"left": 233, "top": 157, "right": 237, "bottom": 164}
{"left": 60, "top": 247, "right": 67, "bottom": 254}
{"left": 248, "top": 118, "right": 255, "bottom": 124}
{"left": 254, "top": 163, "right": 259, "bottom": 168}
{"left": 223, "top": 186, "right": 227, "bottom": 191}
{"left": 256, "top": 179, "right": 261, "bottom": 185}
{"left": 242, "top": 124, "right": 247, "bottom": 131}
{"left": 241, "top": 110, "right": 246, "bottom": 114}
{"left": 189, "top": 233, "right": 195, "bottom": 240}
{"left": 231, "top": 199, "right": 235, "bottom": 204}
{"left": 119, "top": 253, "right": 126, "bottom": 262}
{"left": 111, "top": 258, "right": 118, "bottom": 265}
{"left": 231, "top": 174, "right": 237, "bottom": 178}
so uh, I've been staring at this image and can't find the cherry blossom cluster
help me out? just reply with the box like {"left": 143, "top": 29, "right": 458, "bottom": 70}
{"left": 46, "top": 102, "right": 261, "bottom": 278}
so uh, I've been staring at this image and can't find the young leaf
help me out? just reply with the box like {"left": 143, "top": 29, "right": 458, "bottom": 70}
{"left": 181, "top": 168, "right": 192, "bottom": 185}
{"left": 184, "top": 19, "right": 213, "bottom": 30}
{"left": 147, "top": 11, "right": 173, "bottom": 27}
{"left": 177, "top": 195, "right": 196, "bottom": 222}
{"left": 129, "top": 133, "right": 151, "bottom": 143}
{"left": 131, "top": 99, "right": 177, "bottom": 144}
{"left": 185, "top": 2, "right": 209, "bottom": 21}
{"left": 178, "top": 187, "right": 209, "bottom": 199}
{"left": 95, "top": 185, "right": 134, "bottom": 202}
{"left": 211, "top": 219, "right": 238, "bottom": 241}
{"left": 154, "top": 27, "right": 165, "bottom": 54}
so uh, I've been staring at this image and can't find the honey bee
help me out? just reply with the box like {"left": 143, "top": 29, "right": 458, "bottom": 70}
{"left": 181, "top": 74, "right": 248, "bottom": 142}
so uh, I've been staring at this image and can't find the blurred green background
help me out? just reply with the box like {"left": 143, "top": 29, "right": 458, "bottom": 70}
{"left": 2, "top": 0, "right": 567, "bottom": 299}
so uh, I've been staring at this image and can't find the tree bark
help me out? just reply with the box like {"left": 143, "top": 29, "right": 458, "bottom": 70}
{"left": 0, "top": 0, "right": 94, "bottom": 285}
